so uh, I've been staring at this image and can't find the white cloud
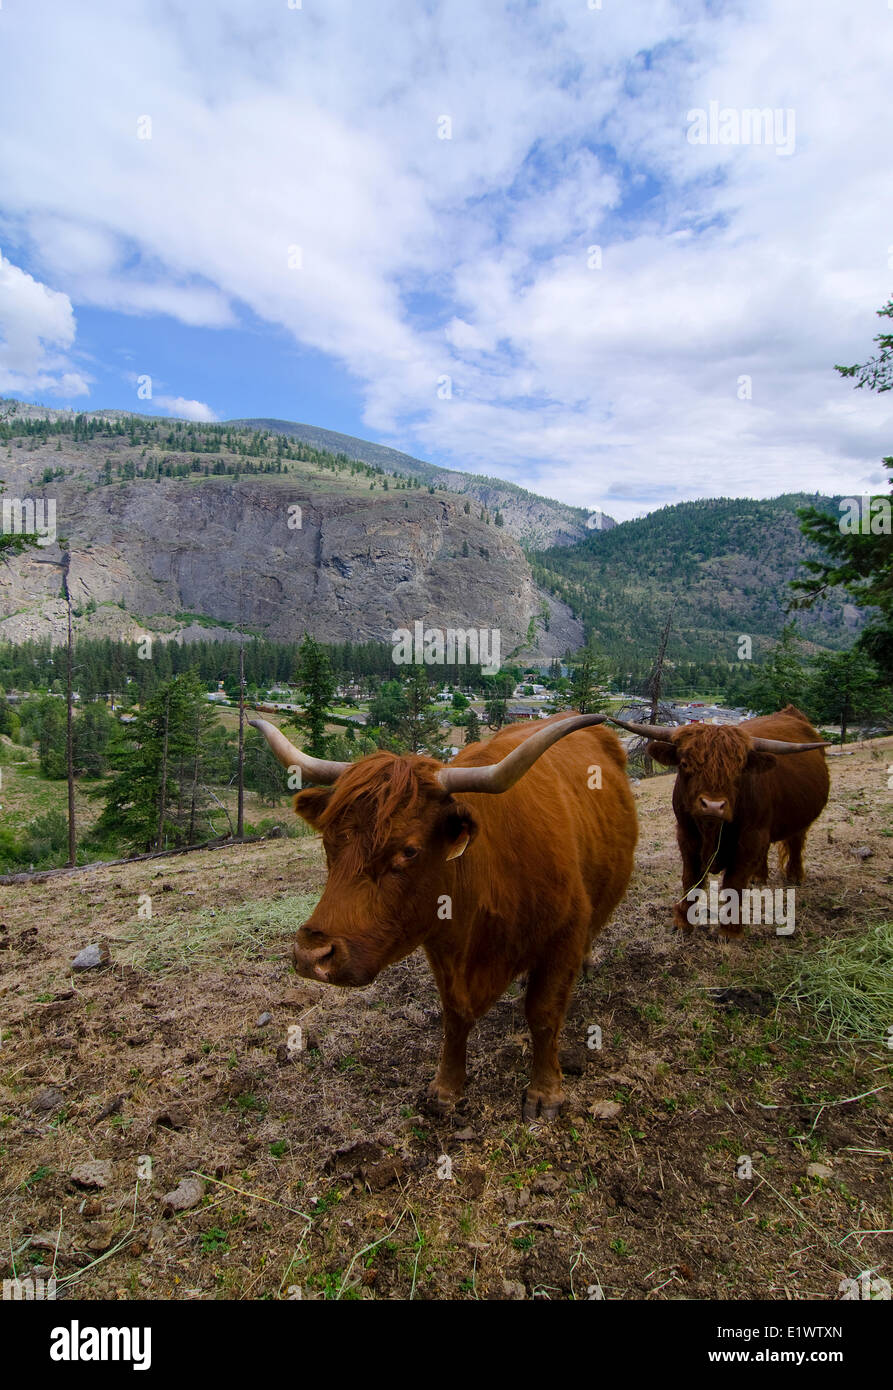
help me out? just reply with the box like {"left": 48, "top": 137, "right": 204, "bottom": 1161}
{"left": 155, "top": 396, "right": 218, "bottom": 422}
{"left": 0, "top": 1, "right": 890, "bottom": 513}
{"left": 0, "top": 253, "right": 89, "bottom": 397}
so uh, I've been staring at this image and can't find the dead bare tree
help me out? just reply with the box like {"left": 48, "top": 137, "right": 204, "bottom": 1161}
{"left": 642, "top": 601, "right": 676, "bottom": 776}
{"left": 60, "top": 549, "right": 76, "bottom": 866}
{"left": 156, "top": 687, "right": 171, "bottom": 850}
{"left": 237, "top": 569, "right": 246, "bottom": 838}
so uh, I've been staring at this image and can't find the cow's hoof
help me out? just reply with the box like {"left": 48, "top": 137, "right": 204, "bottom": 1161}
{"left": 425, "top": 1081, "right": 462, "bottom": 1114}
{"left": 522, "top": 1089, "right": 564, "bottom": 1122}
{"left": 672, "top": 907, "right": 694, "bottom": 933}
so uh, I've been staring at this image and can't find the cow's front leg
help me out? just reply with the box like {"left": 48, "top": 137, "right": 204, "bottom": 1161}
{"left": 751, "top": 850, "right": 770, "bottom": 886}
{"left": 718, "top": 835, "right": 770, "bottom": 938}
{"left": 522, "top": 957, "right": 578, "bottom": 1121}
{"left": 426, "top": 1004, "right": 474, "bottom": 1113}
{"left": 674, "top": 833, "right": 705, "bottom": 932}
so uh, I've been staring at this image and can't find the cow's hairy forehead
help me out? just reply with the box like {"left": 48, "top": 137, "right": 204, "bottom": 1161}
{"left": 675, "top": 725, "right": 749, "bottom": 771}
{"left": 320, "top": 750, "right": 448, "bottom": 852}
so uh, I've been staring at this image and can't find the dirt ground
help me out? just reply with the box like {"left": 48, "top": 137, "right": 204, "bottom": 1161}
{"left": 2, "top": 739, "right": 891, "bottom": 1301}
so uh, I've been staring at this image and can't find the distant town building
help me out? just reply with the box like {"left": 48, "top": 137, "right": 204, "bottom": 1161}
{"left": 505, "top": 705, "right": 551, "bottom": 722}
{"left": 614, "top": 702, "right": 750, "bottom": 727}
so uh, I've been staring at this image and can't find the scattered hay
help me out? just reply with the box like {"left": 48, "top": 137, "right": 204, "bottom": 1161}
{"left": 775, "top": 921, "right": 893, "bottom": 1042}
{"left": 116, "top": 891, "right": 320, "bottom": 973}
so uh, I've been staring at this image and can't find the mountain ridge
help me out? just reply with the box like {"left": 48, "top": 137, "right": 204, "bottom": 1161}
{"left": 0, "top": 407, "right": 582, "bottom": 657}
{"left": 0, "top": 402, "right": 859, "bottom": 667}
{"left": 225, "top": 416, "right": 606, "bottom": 548}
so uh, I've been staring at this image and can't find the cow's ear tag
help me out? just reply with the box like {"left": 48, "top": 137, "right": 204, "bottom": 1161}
{"left": 446, "top": 832, "right": 470, "bottom": 861}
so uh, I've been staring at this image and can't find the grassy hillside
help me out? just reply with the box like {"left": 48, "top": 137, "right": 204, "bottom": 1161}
{"left": 531, "top": 495, "right": 860, "bottom": 664}
{"left": 0, "top": 407, "right": 577, "bottom": 656}
{"left": 2, "top": 740, "right": 890, "bottom": 1300}
{"left": 227, "top": 416, "right": 595, "bottom": 545}
{"left": 0, "top": 404, "right": 862, "bottom": 667}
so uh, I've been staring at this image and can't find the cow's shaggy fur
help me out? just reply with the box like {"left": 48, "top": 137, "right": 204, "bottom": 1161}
{"left": 646, "top": 704, "right": 830, "bottom": 934}
{"left": 290, "top": 715, "right": 638, "bottom": 1120}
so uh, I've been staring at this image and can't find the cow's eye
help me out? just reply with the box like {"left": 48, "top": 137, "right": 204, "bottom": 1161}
{"left": 393, "top": 845, "right": 420, "bottom": 869}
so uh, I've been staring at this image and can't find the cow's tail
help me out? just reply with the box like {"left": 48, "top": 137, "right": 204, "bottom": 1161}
{"left": 777, "top": 840, "right": 791, "bottom": 878}
{"left": 777, "top": 835, "right": 805, "bottom": 878}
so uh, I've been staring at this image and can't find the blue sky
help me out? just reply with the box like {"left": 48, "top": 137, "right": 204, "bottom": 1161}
{"left": 74, "top": 305, "right": 374, "bottom": 440}
{"left": 1, "top": 0, "right": 891, "bottom": 518}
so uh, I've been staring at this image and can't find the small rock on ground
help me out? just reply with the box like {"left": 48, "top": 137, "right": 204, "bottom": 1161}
{"left": 72, "top": 943, "right": 110, "bottom": 970}
{"left": 32, "top": 1086, "right": 65, "bottom": 1113}
{"left": 161, "top": 1177, "right": 205, "bottom": 1212}
{"left": 589, "top": 1100, "right": 623, "bottom": 1120}
{"left": 70, "top": 1160, "right": 114, "bottom": 1189}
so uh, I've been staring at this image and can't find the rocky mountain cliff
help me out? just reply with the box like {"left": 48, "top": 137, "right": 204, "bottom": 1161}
{"left": 0, "top": 411, "right": 582, "bottom": 657}
{"left": 227, "top": 417, "right": 611, "bottom": 548}
{"left": 1, "top": 405, "right": 856, "bottom": 670}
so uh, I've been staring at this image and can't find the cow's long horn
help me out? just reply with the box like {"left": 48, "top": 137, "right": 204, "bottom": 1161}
{"left": 437, "top": 713, "right": 607, "bottom": 794}
{"left": 607, "top": 717, "right": 676, "bottom": 741}
{"left": 749, "top": 736, "right": 827, "bottom": 754}
{"left": 249, "top": 718, "right": 349, "bottom": 784}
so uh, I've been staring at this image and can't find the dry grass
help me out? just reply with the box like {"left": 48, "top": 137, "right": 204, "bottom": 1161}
{"left": 774, "top": 921, "right": 893, "bottom": 1042}
{"left": 1, "top": 739, "right": 891, "bottom": 1301}
{"left": 115, "top": 891, "right": 321, "bottom": 973}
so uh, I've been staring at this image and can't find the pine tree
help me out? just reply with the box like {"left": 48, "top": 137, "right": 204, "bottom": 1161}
{"left": 744, "top": 625, "right": 807, "bottom": 714}
{"left": 243, "top": 726, "right": 284, "bottom": 805}
{"left": 74, "top": 700, "right": 113, "bottom": 776}
{"left": 396, "top": 664, "right": 444, "bottom": 754}
{"left": 792, "top": 297, "right": 893, "bottom": 680}
{"left": 806, "top": 649, "right": 888, "bottom": 744}
{"left": 565, "top": 647, "right": 609, "bottom": 715}
{"left": 94, "top": 672, "right": 214, "bottom": 851}
{"left": 291, "top": 634, "right": 335, "bottom": 757}
{"left": 38, "top": 697, "right": 67, "bottom": 779}
{"left": 463, "top": 706, "right": 482, "bottom": 745}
